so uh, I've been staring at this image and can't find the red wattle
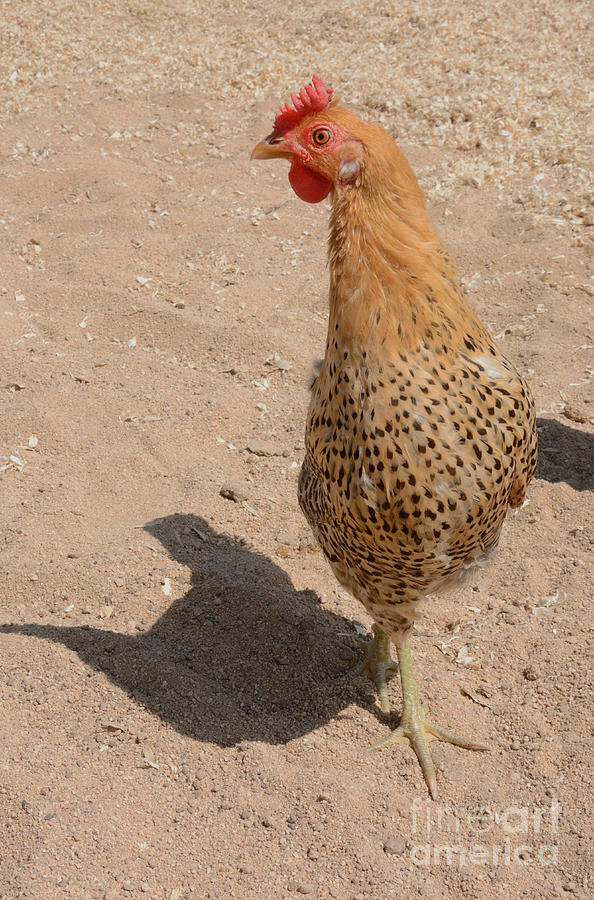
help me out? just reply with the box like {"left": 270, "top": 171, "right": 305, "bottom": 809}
{"left": 289, "top": 159, "right": 332, "bottom": 204}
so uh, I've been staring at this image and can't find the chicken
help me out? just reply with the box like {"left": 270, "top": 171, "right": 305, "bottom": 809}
{"left": 251, "top": 76, "right": 537, "bottom": 798}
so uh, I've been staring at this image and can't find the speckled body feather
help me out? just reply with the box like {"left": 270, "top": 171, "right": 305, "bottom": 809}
{"left": 297, "top": 109, "right": 537, "bottom": 642}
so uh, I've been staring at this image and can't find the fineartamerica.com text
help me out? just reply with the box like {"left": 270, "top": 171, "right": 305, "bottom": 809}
{"left": 407, "top": 798, "right": 561, "bottom": 869}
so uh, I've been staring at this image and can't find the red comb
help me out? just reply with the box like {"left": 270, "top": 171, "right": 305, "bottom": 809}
{"left": 273, "top": 75, "right": 334, "bottom": 134}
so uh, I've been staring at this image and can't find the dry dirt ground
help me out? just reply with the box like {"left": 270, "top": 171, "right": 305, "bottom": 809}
{"left": 1, "top": 3, "right": 593, "bottom": 899}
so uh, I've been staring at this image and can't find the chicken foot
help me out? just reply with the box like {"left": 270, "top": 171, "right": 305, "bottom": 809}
{"left": 366, "top": 640, "right": 488, "bottom": 799}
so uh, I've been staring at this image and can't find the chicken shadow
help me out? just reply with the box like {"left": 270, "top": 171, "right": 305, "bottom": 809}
{"left": 0, "top": 515, "right": 373, "bottom": 746}
{"left": 536, "top": 417, "right": 594, "bottom": 491}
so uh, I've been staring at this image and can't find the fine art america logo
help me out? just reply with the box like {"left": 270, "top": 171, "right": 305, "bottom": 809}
{"left": 408, "top": 798, "right": 561, "bottom": 868}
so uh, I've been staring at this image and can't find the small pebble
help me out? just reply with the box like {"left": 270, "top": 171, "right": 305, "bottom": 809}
{"left": 219, "top": 481, "right": 249, "bottom": 503}
{"left": 523, "top": 666, "right": 538, "bottom": 681}
{"left": 277, "top": 528, "right": 300, "bottom": 549}
{"left": 265, "top": 353, "right": 292, "bottom": 372}
{"left": 245, "top": 439, "right": 282, "bottom": 457}
{"left": 510, "top": 740, "right": 522, "bottom": 750}
{"left": 562, "top": 405, "right": 586, "bottom": 424}
{"left": 384, "top": 835, "right": 407, "bottom": 855}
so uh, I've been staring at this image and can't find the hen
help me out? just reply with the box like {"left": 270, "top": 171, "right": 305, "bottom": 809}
{"left": 251, "top": 76, "right": 537, "bottom": 798}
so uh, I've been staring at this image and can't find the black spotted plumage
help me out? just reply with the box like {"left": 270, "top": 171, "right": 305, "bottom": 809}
{"left": 299, "top": 335, "right": 536, "bottom": 639}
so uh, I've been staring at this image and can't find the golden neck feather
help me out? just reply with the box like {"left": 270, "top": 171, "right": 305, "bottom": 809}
{"left": 326, "top": 148, "right": 482, "bottom": 355}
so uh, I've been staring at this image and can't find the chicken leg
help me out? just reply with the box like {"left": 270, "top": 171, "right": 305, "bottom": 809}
{"left": 366, "top": 639, "right": 488, "bottom": 799}
{"left": 351, "top": 624, "right": 398, "bottom": 714}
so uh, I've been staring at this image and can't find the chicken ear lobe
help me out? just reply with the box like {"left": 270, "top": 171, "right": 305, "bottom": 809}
{"left": 289, "top": 158, "right": 332, "bottom": 204}
{"left": 338, "top": 158, "right": 361, "bottom": 185}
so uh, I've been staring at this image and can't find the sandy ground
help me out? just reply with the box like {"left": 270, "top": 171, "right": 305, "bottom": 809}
{"left": 1, "top": 2, "right": 593, "bottom": 899}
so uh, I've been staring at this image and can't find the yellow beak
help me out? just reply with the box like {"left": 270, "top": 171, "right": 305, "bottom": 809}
{"left": 251, "top": 134, "right": 292, "bottom": 160}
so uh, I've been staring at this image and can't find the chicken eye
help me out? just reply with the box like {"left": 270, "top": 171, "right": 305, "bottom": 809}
{"left": 312, "top": 127, "right": 332, "bottom": 147}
